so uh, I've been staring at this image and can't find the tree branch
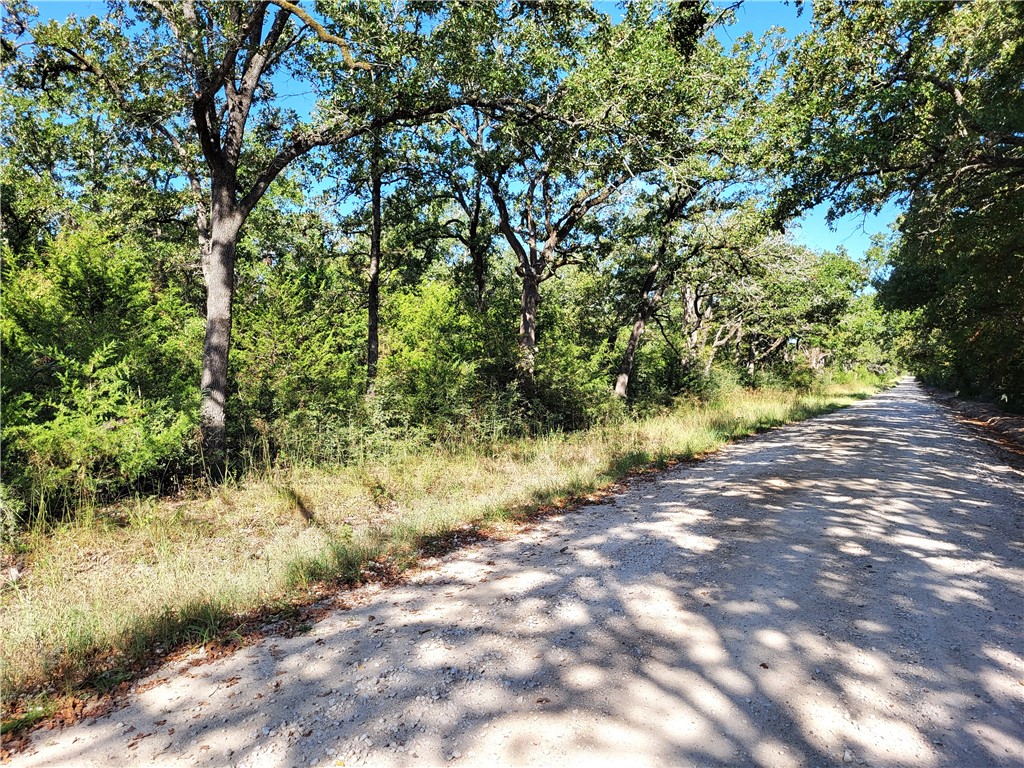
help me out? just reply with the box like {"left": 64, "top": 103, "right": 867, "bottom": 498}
{"left": 267, "top": 0, "right": 372, "bottom": 71}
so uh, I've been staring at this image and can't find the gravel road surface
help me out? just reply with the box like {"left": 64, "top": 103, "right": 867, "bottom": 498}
{"left": 10, "top": 379, "right": 1024, "bottom": 767}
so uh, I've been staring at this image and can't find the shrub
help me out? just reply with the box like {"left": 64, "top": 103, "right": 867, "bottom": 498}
{"left": 375, "top": 281, "right": 491, "bottom": 437}
{"left": 4, "top": 347, "right": 198, "bottom": 517}
{"left": 0, "top": 219, "right": 201, "bottom": 522}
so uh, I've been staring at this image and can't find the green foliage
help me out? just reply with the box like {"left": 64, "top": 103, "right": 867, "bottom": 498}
{"left": 879, "top": 202, "right": 1024, "bottom": 405}
{"left": 5, "top": 347, "right": 198, "bottom": 517}
{"left": 375, "top": 281, "right": 485, "bottom": 435}
{"left": 0, "top": 0, "right": 923, "bottom": 529}
{"left": 532, "top": 268, "right": 619, "bottom": 428}
{"left": 1, "top": 218, "right": 202, "bottom": 519}
{"left": 778, "top": 0, "right": 1023, "bottom": 407}
{"left": 373, "top": 272, "right": 530, "bottom": 442}
{"left": 230, "top": 248, "right": 366, "bottom": 464}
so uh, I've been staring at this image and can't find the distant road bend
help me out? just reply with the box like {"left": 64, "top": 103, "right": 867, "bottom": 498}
{"left": 11, "top": 379, "right": 1024, "bottom": 767}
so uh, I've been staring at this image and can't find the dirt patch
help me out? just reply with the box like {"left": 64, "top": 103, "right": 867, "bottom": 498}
{"left": 925, "top": 387, "right": 1024, "bottom": 463}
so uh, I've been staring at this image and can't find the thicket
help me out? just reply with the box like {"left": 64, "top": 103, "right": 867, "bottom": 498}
{"left": 0, "top": 0, "right": 913, "bottom": 528}
{"left": 1, "top": 217, "right": 204, "bottom": 519}
{"left": 0, "top": 196, "right": 894, "bottom": 526}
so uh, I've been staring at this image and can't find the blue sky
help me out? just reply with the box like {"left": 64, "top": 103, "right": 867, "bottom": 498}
{"left": 33, "top": 0, "right": 102, "bottom": 17}
{"left": 31, "top": 0, "right": 900, "bottom": 261}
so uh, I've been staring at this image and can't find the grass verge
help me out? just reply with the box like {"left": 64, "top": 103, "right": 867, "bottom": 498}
{"left": 1, "top": 380, "right": 885, "bottom": 728}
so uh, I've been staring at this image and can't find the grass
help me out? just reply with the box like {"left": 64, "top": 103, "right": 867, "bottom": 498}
{"left": 0, "top": 380, "right": 886, "bottom": 723}
{"left": 0, "top": 699, "right": 57, "bottom": 736}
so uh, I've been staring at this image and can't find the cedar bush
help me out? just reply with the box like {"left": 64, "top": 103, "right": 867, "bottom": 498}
{"left": 1, "top": 219, "right": 203, "bottom": 520}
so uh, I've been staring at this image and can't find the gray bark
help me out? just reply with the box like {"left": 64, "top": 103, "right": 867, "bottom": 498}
{"left": 367, "top": 129, "right": 382, "bottom": 389}
{"left": 613, "top": 190, "right": 690, "bottom": 399}
{"left": 199, "top": 195, "right": 243, "bottom": 458}
{"left": 468, "top": 182, "right": 487, "bottom": 311}
{"left": 519, "top": 272, "right": 539, "bottom": 389}
{"left": 613, "top": 261, "right": 663, "bottom": 399}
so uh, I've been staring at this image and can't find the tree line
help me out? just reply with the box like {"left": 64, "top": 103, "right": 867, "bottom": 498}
{"left": 1, "top": 0, "right": 1019, "bottom": 521}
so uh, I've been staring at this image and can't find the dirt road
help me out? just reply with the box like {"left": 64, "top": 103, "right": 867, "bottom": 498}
{"left": 11, "top": 379, "right": 1024, "bottom": 767}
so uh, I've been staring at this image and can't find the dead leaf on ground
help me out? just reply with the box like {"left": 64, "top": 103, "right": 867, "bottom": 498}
{"left": 127, "top": 732, "right": 152, "bottom": 750}
{"left": 135, "top": 677, "right": 169, "bottom": 693}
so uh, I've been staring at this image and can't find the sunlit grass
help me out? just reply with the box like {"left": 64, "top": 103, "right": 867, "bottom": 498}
{"left": 0, "top": 380, "right": 885, "bottom": 715}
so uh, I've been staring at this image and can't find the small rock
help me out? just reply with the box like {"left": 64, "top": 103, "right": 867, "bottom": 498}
{"left": 844, "top": 749, "right": 853, "bottom": 762}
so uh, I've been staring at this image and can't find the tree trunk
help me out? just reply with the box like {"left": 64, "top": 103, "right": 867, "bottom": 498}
{"left": 703, "top": 349, "right": 717, "bottom": 378}
{"left": 518, "top": 272, "right": 539, "bottom": 390}
{"left": 679, "top": 283, "right": 703, "bottom": 375}
{"left": 704, "top": 322, "right": 738, "bottom": 377}
{"left": 199, "top": 205, "right": 242, "bottom": 464}
{"left": 469, "top": 182, "right": 487, "bottom": 312}
{"left": 367, "top": 130, "right": 382, "bottom": 390}
{"left": 614, "top": 314, "right": 648, "bottom": 398}
{"left": 614, "top": 262, "right": 664, "bottom": 399}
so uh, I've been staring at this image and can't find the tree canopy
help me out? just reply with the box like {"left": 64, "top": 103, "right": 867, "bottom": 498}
{"left": 776, "top": 0, "right": 1024, "bottom": 404}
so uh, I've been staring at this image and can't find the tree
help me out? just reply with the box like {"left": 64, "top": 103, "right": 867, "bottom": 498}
{"left": 610, "top": 189, "right": 693, "bottom": 399}
{"left": 9, "top": 0, "right": 498, "bottom": 460}
{"left": 416, "top": 114, "right": 497, "bottom": 313}
{"left": 449, "top": 2, "right": 723, "bottom": 390}
{"left": 777, "top": 0, "right": 1023, "bottom": 219}
{"left": 323, "top": 118, "right": 466, "bottom": 394}
{"left": 775, "top": 0, "right": 1024, "bottom": 404}
{"left": 606, "top": 2, "right": 777, "bottom": 398}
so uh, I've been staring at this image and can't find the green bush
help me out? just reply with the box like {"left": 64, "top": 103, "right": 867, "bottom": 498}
{"left": 529, "top": 268, "right": 619, "bottom": 430}
{"left": 1, "top": 219, "right": 201, "bottom": 521}
{"left": 230, "top": 253, "right": 367, "bottom": 464}
{"left": 375, "top": 282, "right": 483, "bottom": 431}
{"left": 5, "top": 347, "right": 198, "bottom": 517}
